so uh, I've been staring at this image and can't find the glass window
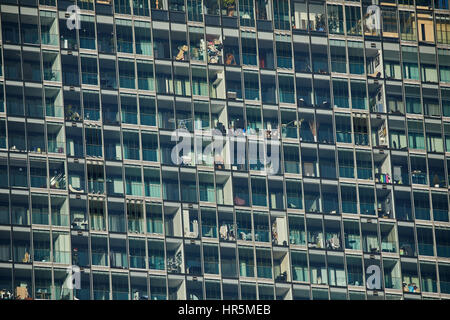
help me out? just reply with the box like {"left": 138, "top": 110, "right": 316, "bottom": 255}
{"left": 399, "top": 11, "right": 416, "bottom": 41}
{"left": 436, "top": 14, "right": 450, "bottom": 45}
{"left": 309, "top": 2, "right": 326, "bottom": 32}
{"left": 330, "top": 40, "right": 346, "bottom": 73}
{"left": 402, "top": 46, "right": 419, "bottom": 80}
{"left": 345, "top": 5, "right": 361, "bottom": 36}
{"left": 239, "top": 0, "right": 255, "bottom": 27}
{"left": 273, "top": 0, "right": 290, "bottom": 30}
{"left": 382, "top": 8, "right": 398, "bottom": 37}
{"left": 327, "top": 4, "right": 344, "bottom": 35}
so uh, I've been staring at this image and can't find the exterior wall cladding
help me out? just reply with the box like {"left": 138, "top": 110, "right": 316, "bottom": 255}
{"left": 0, "top": 0, "right": 449, "bottom": 301}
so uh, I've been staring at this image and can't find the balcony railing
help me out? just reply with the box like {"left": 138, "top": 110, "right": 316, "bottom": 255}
{"left": 112, "top": 291, "right": 129, "bottom": 300}
{"left": 357, "top": 167, "right": 372, "bottom": 180}
{"left": 244, "top": 88, "right": 260, "bottom": 101}
{"left": 204, "top": 261, "right": 219, "bottom": 274}
{"left": 421, "top": 278, "right": 438, "bottom": 293}
{"left": 252, "top": 194, "right": 267, "bottom": 207}
{"left": 138, "top": 78, "right": 155, "bottom": 91}
{"left": 80, "top": 37, "right": 96, "bottom": 50}
{"left": 136, "top": 42, "right": 153, "bottom": 56}
{"left": 92, "top": 252, "right": 108, "bottom": 265}
{"left": 93, "top": 290, "right": 110, "bottom": 300}
{"left": 130, "top": 255, "right": 146, "bottom": 269}
{"left": 121, "top": 112, "right": 138, "bottom": 124}
{"left": 257, "top": 265, "right": 272, "bottom": 279}
{"left": 48, "top": 141, "right": 65, "bottom": 154}
{"left": 440, "top": 281, "right": 450, "bottom": 294}
{"left": 381, "top": 241, "right": 397, "bottom": 253}
{"left": 88, "top": 180, "right": 104, "bottom": 194}
{"left": 41, "top": 33, "right": 59, "bottom": 46}
{"left": 411, "top": 172, "right": 427, "bottom": 185}
{"left": 119, "top": 75, "right": 136, "bottom": 89}
{"left": 128, "top": 220, "right": 144, "bottom": 234}
{"left": 51, "top": 213, "right": 70, "bottom": 226}
{"left": 292, "top": 266, "right": 308, "bottom": 282}
{"left": 342, "top": 201, "right": 358, "bottom": 214}
{"left": 34, "top": 249, "right": 51, "bottom": 262}
{"left": 415, "top": 207, "right": 430, "bottom": 220}
{"left": 98, "top": 39, "right": 115, "bottom": 54}
{"left": 345, "top": 236, "right": 361, "bottom": 250}
{"left": 35, "top": 286, "right": 52, "bottom": 300}
{"left": 82, "top": 72, "right": 98, "bottom": 85}
{"left": 22, "top": 31, "right": 40, "bottom": 44}
{"left": 282, "top": 127, "right": 298, "bottom": 139}
{"left": 385, "top": 276, "right": 402, "bottom": 290}
{"left": 240, "top": 262, "right": 255, "bottom": 277}
{"left": 126, "top": 182, "right": 143, "bottom": 196}
{"left": 418, "top": 243, "right": 434, "bottom": 256}
{"left": 242, "top": 53, "right": 257, "bottom": 66}
{"left": 237, "top": 227, "right": 252, "bottom": 241}
{"left": 86, "top": 144, "right": 103, "bottom": 157}
{"left": 289, "top": 231, "right": 306, "bottom": 245}
{"left": 31, "top": 175, "right": 47, "bottom": 188}
{"left": 46, "top": 104, "right": 64, "bottom": 117}
{"left": 61, "top": 37, "right": 77, "bottom": 50}
{"left": 360, "top": 203, "right": 375, "bottom": 215}
{"left": 145, "top": 183, "right": 161, "bottom": 197}
{"left": 336, "top": 131, "right": 352, "bottom": 143}
{"left": 277, "top": 56, "right": 292, "bottom": 69}
{"left": 255, "top": 229, "right": 270, "bottom": 242}
{"left": 279, "top": 91, "right": 296, "bottom": 104}
{"left": 117, "top": 39, "right": 133, "bottom": 53}
{"left": 437, "top": 245, "right": 450, "bottom": 258}
{"left": 284, "top": 161, "right": 300, "bottom": 174}
{"left": 354, "top": 133, "right": 369, "bottom": 145}
{"left": 149, "top": 256, "right": 165, "bottom": 270}
{"left": 434, "top": 209, "right": 449, "bottom": 222}
{"left": 323, "top": 200, "right": 339, "bottom": 213}
{"left": 201, "top": 224, "right": 217, "bottom": 238}
{"left": 32, "top": 212, "right": 49, "bottom": 225}
{"left": 140, "top": 113, "right": 156, "bottom": 126}
{"left": 347, "top": 272, "right": 363, "bottom": 286}
{"left": 339, "top": 165, "right": 355, "bottom": 178}
{"left": 84, "top": 108, "right": 100, "bottom": 121}
{"left": 53, "top": 251, "right": 71, "bottom": 264}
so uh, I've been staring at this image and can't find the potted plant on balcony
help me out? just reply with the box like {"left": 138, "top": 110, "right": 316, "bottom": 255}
{"left": 223, "top": 0, "right": 236, "bottom": 16}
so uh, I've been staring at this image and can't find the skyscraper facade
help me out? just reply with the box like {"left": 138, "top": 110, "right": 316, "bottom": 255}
{"left": 0, "top": 0, "right": 449, "bottom": 300}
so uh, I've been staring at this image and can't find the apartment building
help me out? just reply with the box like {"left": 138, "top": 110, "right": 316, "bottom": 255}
{"left": 0, "top": 0, "right": 449, "bottom": 300}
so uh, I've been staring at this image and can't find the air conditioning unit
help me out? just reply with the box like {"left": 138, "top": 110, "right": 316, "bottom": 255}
{"left": 227, "top": 91, "right": 237, "bottom": 100}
